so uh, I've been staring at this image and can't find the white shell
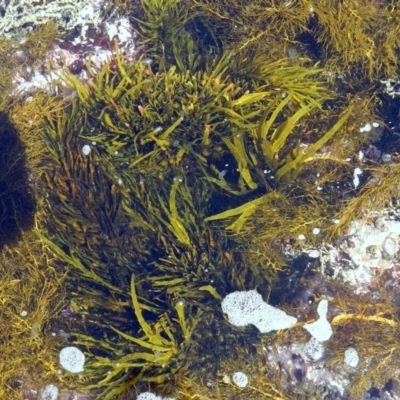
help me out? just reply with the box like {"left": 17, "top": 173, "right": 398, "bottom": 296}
{"left": 344, "top": 347, "right": 359, "bottom": 367}
{"left": 82, "top": 145, "right": 91, "bottom": 156}
{"left": 232, "top": 371, "right": 249, "bottom": 388}
{"left": 308, "top": 249, "right": 320, "bottom": 258}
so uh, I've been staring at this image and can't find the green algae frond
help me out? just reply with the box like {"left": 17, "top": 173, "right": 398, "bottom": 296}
{"left": 74, "top": 275, "right": 197, "bottom": 399}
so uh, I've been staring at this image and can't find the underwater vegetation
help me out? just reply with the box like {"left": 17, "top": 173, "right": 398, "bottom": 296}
{"left": 2, "top": 0, "right": 400, "bottom": 399}
{"left": 0, "top": 91, "right": 84, "bottom": 399}
{"left": 36, "top": 36, "right": 247, "bottom": 396}
{"left": 279, "top": 277, "right": 400, "bottom": 399}
{"left": 37, "top": 0, "right": 400, "bottom": 398}
{"left": 326, "top": 292, "right": 400, "bottom": 399}
{"left": 329, "top": 161, "right": 400, "bottom": 238}
{"left": 0, "top": 229, "right": 67, "bottom": 399}
{"left": 0, "top": 22, "right": 60, "bottom": 108}
{"left": 190, "top": 0, "right": 400, "bottom": 85}
{"left": 70, "top": 276, "right": 198, "bottom": 399}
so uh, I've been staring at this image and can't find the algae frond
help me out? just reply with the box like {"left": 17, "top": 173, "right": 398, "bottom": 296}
{"left": 73, "top": 275, "right": 197, "bottom": 399}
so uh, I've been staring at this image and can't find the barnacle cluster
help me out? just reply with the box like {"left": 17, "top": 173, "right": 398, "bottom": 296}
{"left": 2, "top": 0, "right": 400, "bottom": 399}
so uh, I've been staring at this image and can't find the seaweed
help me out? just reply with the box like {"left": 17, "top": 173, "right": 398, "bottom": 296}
{"left": 205, "top": 98, "right": 354, "bottom": 232}
{"left": 0, "top": 22, "right": 60, "bottom": 107}
{"left": 73, "top": 276, "right": 198, "bottom": 399}
{"left": 0, "top": 230, "right": 68, "bottom": 399}
{"left": 324, "top": 286, "right": 400, "bottom": 398}
{"left": 2, "top": 0, "right": 399, "bottom": 398}
{"left": 192, "top": 0, "right": 400, "bottom": 84}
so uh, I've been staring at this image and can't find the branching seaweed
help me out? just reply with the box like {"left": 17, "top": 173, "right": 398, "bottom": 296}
{"left": 75, "top": 275, "right": 198, "bottom": 399}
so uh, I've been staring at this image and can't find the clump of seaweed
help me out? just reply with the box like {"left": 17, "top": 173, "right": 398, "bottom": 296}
{"left": 190, "top": 0, "right": 311, "bottom": 59}
{"left": 7, "top": 91, "right": 67, "bottom": 173}
{"left": 0, "top": 230, "right": 68, "bottom": 399}
{"left": 4, "top": 0, "right": 396, "bottom": 399}
{"left": 302, "top": 279, "right": 400, "bottom": 399}
{"left": 203, "top": 97, "right": 355, "bottom": 234}
{"left": 309, "top": 0, "right": 400, "bottom": 82}
{"left": 172, "top": 350, "right": 293, "bottom": 400}
{"left": 229, "top": 190, "right": 337, "bottom": 281}
{"left": 190, "top": 0, "right": 400, "bottom": 86}
{"left": 71, "top": 276, "right": 198, "bottom": 399}
{"left": 326, "top": 298, "right": 399, "bottom": 398}
{"left": 0, "top": 22, "right": 60, "bottom": 107}
{"left": 328, "top": 162, "right": 400, "bottom": 239}
{"left": 37, "top": 40, "right": 250, "bottom": 397}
